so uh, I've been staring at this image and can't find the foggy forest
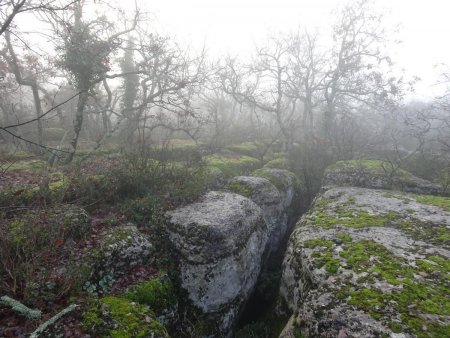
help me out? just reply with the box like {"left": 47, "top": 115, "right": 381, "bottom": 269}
{"left": 0, "top": 0, "right": 449, "bottom": 337}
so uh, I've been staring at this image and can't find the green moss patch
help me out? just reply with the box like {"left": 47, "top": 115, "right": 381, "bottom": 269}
{"left": 205, "top": 155, "right": 260, "bottom": 177}
{"left": 226, "top": 142, "right": 259, "bottom": 157}
{"left": 305, "top": 238, "right": 450, "bottom": 337}
{"left": 264, "top": 157, "right": 291, "bottom": 170}
{"left": 251, "top": 168, "right": 302, "bottom": 193}
{"left": 413, "top": 194, "right": 450, "bottom": 211}
{"left": 5, "top": 160, "right": 48, "bottom": 171}
{"left": 123, "top": 276, "right": 176, "bottom": 316}
{"left": 228, "top": 180, "right": 254, "bottom": 198}
{"left": 83, "top": 296, "right": 169, "bottom": 337}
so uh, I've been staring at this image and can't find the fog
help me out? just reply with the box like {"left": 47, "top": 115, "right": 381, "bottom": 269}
{"left": 0, "top": 1, "right": 449, "bottom": 336}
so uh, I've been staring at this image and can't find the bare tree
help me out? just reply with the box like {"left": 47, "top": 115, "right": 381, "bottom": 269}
{"left": 322, "top": 0, "right": 403, "bottom": 144}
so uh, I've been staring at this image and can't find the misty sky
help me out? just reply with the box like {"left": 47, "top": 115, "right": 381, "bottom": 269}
{"left": 13, "top": 0, "right": 450, "bottom": 100}
{"left": 115, "top": 0, "right": 450, "bottom": 100}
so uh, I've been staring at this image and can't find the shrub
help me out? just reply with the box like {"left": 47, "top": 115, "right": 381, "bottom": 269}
{"left": 0, "top": 206, "right": 91, "bottom": 305}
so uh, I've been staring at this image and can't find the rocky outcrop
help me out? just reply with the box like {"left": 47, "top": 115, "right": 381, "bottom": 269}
{"left": 167, "top": 169, "right": 299, "bottom": 335}
{"left": 279, "top": 173, "right": 450, "bottom": 337}
{"left": 252, "top": 168, "right": 297, "bottom": 209}
{"left": 229, "top": 175, "right": 289, "bottom": 253}
{"left": 324, "top": 160, "right": 443, "bottom": 195}
{"left": 167, "top": 192, "right": 268, "bottom": 333}
{"left": 84, "top": 226, "right": 154, "bottom": 295}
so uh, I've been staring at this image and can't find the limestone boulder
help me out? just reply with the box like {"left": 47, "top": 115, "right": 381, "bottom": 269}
{"left": 229, "top": 175, "right": 289, "bottom": 253}
{"left": 251, "top": 168, "right": 298, "bottom": 209}
{"left": 167, "top": 191, "right": 269, "bottom": 333}
{"left": 279, "top": 186, "right": 450, "bottom": 338}
{"left": 324, "top": 160, "right": 443, "bottom": 195}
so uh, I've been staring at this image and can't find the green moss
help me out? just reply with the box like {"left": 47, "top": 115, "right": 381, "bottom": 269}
{"left": 205, "top": 155, "right": 260, "bottom": 177}
{"left": 413, "top": 194, "right": 450, "bottom": 211}
{"left": 335, "top": 233, "right": 352, "bottom": 243}
{"left": 397, "top": 217, "right": 450, "bottom": 245}
{"left": 6, "top": 160, "right": 47, "bottom": 171}
{"left": 304, "top": 240, "right": 340, "bottom": 274}
{"left": 303, "top": 239, "right": 334, "bottom": 249}
{"left": 226, "top": 142, "right": 259, "bottom": 157}
{"left": 264, "top": 157, "right": 291, "bottom": 170}
{"left": 389, "top": 321, "right": 404, "bottom": 333}
{"left": 309, "top": 211, "right": 340, "bottom": 229}
{"left": 124, "top": 276, "right": 176, "bottom": 315}
{"left": 310, "top": 207, "right": 402, "bottom": 230}
{"left": 228, "top": 180, "right": 254, "bottom": 198}
{"left": 326, "top": 239, "right": 450, "bottom": 336}
{"left": 343, "top": 210, "right": 402, "bottom": 229}
{"left": 333, "top": 159, "right": 386, "bottom": 170}
{"left": 83, "top": 296, "right": 168, "bottom": 337}
{"left": 251, "top": 168, "right": 285, "bottom": 190}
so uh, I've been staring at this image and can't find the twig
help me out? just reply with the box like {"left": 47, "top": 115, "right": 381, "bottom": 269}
{"left": 30, "top": 304, "right": 78, "bottom": 338}
{"left": 0, "top": 295, "right": 42, "bottom": 320}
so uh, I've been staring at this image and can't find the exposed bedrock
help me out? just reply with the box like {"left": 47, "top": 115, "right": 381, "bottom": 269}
{"left": 278, "top": 162, "right": 449, "bottom": 338}
{"left": 166, "top": 169, "right": 298, "bottom": 335}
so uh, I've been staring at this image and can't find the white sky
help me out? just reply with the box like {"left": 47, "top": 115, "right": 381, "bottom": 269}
{"left": 13, "top": 0, "right": 450, "bottom": 99}
{"left": 115, "top": 0, "right": 450, "bottom": 100}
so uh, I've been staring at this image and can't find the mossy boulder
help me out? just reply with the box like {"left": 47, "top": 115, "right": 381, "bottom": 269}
{"left": 84, "top": 226, "right": 153, "bottom": 295}
{"left": 205, "top": 154, "right": 261, "bottom": 178}
{"left": 324, "top": 160, "right": 443, "bottom": 195}
{"left": 226, "top": 142, "right": 260, "bottom": 157}
{"left": 264, "top": 156, "right": 291, "bottom": 170}
{"left": 251, "top": 168, "right": 300, "bottom": 209}
{"left": 82, "top": 295, "right": 169, "bottom": 337}
{"left": 167, "top": 191, "right": 268, "bottom": 334}
{"left": 228, "top": 175, "right": 294, "bottom": 254}
{"left": 123, "top": 274, "right": 178, "bottom": 326}
{"left": 279, "top": 186, "right": 450, "bottom": 338}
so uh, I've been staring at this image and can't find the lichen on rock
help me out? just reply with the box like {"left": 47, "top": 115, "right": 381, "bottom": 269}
{"left": 167, "top": 191, "right": 269, "bottom": 334}
{"left": 84, "top": 226, "right": 153, "bottom": 295}
{"left": 324, "top": 160, "right": 443, "bottom": 195}
{"left": 279, "top": 186, "right": 450, "bottom": 338}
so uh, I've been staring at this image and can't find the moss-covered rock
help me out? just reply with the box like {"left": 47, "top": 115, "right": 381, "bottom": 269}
{"left": 324, "top": 160, "right": 443, "bottom": 195}
{"left": 226, "top": 142, "right": 260, "bottom": 157}
{"left": 205, "top": 154, "right": 261, "bottom": 178}
{"left": 167, "top": 191, "right": 268, "bottom": 335}
{"left": 82, "top": 296, "right": 169, "bottom": 337}
{"left": 123, "top": 274, "right": 177, "bottom": 320}
{"left": 251, "top": 168, "right": 301, "bottom": 208}
{"left": 264, "top": 156, "right": 291, "bottom": 170}
{"left": 83, "top": 226, "right": 153, "bottom": 295}
{"left": 279, "top": 186, "right": 450, "bottom": 338}
{"left": 228, "top": 175, "right": 295, "bottom": 255}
